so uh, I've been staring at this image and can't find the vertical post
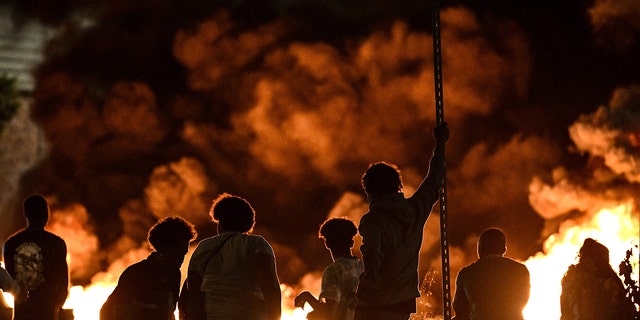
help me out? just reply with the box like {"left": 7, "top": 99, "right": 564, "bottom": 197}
{"left": 432, "top": 0, "right": 445, "bottom": 128}
{"left": 431, "top": 0, "right": 452, "bottom": 319}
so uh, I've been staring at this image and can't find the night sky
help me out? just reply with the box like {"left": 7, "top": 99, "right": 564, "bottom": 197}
{"left": 0, "top": 0, "right": 638, "bottom": 315}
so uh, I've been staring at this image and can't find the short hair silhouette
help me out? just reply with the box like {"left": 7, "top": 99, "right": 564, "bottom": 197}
{"left": 361, "top": 162, "right": 403, "bottom": 195}
{"left": 477, "top": 228, "right": 506, "bottom": 257}
{"left": 210, "top": 193, "right": 256, "bottom": 233}
{"left": 24, "top": 194, "right": 49, "bottom": 220}
{"left": 319, "top": 217, "right": 358, "bottom": 250}
{"left": 148, "top": 216, "right": 198, "bottom": 252}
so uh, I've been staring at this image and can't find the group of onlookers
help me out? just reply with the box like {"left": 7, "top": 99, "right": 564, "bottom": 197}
{"left": 1, "top": 122, "right": 636, "bottom": 320}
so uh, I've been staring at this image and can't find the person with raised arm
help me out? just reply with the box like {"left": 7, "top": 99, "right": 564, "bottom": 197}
{"left": 354, "top": 123, "right": 449, "bottom": 320}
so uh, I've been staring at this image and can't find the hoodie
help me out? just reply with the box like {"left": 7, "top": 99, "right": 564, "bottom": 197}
{"left": 356, "top": 144, "right": 444, "bottom": 308}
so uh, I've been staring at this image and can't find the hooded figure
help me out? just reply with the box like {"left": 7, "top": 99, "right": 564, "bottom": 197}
{"left": 560, "top": 238, "right": 635, "bottom": 320}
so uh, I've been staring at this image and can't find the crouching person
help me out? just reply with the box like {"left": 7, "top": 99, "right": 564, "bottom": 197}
{"left": 101, "top": 216, "right": 197, "bottom": 320}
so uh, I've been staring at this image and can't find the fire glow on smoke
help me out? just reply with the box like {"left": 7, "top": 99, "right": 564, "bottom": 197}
{"left": 1, "top": 2, "right": 639, "bottom": 320}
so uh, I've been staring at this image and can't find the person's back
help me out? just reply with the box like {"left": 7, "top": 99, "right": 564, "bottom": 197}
{"left": 101, "top": 256, "right": 180, "bottom": 320}
{"left": 357, "top": 192, "right": 434, "bottom": 304}
{"left": 197, "top": 232, "right": 273, "bottom": 319}
{"left": 453, "top": 228, "right": 530, "bottom": 320}
{"left": 295, "top": 217, "right": 364, "bottom": 320}
{"left": 180, "top": 193, "right": 281, "bottom": 320}
{"left": 320, "top": 256, "right": 363, "bottom": 320}
{"left": 560, "top": 238, "right": 636, "bottom": 320}
{"left": 3, "top": 194, "right": 69, "bottom": 320}
{"left": 355, "top": 123, "right": 448, "bottom": 320}
{"left": 454, "top": 255, "right": 529, "bottom": 319}
{"left": 100, "top": 216, "right": 197, "bottom": 320}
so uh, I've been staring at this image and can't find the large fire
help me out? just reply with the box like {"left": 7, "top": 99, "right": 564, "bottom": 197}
{"left": 2, "top": 201, "right": 636, "bottom": 320}
{"left": 523, "top": 202, "right": 639, "bottom": 319}
{"left": 1, "top": 263, "right": 316, "bottom": 320}
{"left": 0, "top": 2, "right": 638, "bottom": 320}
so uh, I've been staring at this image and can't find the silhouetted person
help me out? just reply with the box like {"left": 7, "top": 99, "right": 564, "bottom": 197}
{"left": 354, "top": 123, "right": 448, "bottom": 320}
{"left": 179, "top": 193, "right": 281, "bottom": 320}
{"left": 452, "top": 228, "right": 530, "bottom": 320}
{"left": 100, "top": 216, "right": 197, "bottom": 320}
{"left": 3, "top": 194, "right": 69, "bottom": 320}
{"left": 295, "top": 217, "right": 364, "bottom": 320}
{"left": 560, "top": 238, "right": 635, "bottom": 320}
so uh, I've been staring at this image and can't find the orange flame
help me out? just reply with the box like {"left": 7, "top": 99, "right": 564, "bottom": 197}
{"left": 523, "top": 202, "right": 639, "bottom": 319}
{"left": 3, "top": 283, "right": 312, "bottom": 320}
{"left": 2, "top": 205, "right": 635, "bottom": 320}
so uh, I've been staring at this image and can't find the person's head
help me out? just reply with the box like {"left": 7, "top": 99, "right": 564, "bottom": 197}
{"left": 23, "top": 194, "right": 49, "bottom": 229}
{"left": 319, "top": 217, "right": 358, "bottom": 252}
{"left": 578, "top": 238, "right": 610, "bottom": 271}
{"left": 148, "top": 216, "right": 198, "bottom": 268}
{"left": 477, "top": 228, "right": 506, "bottom": 258}
{"left": 361, "top": 162, "right": 403, "bottom": 196}
{"left": 210, "top": 193, "right": 256, "bottom": 233}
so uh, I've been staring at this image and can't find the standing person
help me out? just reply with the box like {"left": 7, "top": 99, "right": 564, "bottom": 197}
{"left": 354, "top": 123, "right": 449, "bottom": 320}
{"left": 560, "top": 238, "right": 636, "bottom": 320}
{"left": 100, "top": 216, "right": 197, "bottom": 320}
{"left": 295, "top": 217, "right": 364, "bottom": 320}
{"left": 452, "top": 228, "right": 530, "bottom": 320}
{"left": 3, "top": 194, "right": 69, "bottom": 320}
{"left": 179, "top": 193, "right": 281, "bottom": 320}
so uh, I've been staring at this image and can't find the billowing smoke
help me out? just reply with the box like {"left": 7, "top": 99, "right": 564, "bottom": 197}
{"left": 0, "top": 102, "right": 48, "bottom": 237}
{"left": 570, "top": 85, "right": 640, "bottom": 182}
{"left": 588, "top": 0, "right": 640, "bottom": 50}
{"left": 522, "top": 84, "right": 640, "bottom": 319}
{"left": 529, "top": 84, "right": 640, "bottom": 223}
{"left": 1, "top": 0, "right": 638, "bottom": 317}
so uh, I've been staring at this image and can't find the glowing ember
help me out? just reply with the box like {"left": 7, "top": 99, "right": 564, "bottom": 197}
{"left": 523, "top": 203, "right": 639, "bottom": 320}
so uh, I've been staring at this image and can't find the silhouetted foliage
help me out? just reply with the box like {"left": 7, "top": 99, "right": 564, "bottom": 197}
{"left": 618, "top": 243, "right": 640, "bottom": 319}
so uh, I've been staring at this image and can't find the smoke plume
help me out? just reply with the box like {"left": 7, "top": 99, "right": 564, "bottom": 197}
{"left": 0, "top": 0, "right": 638, "bottom": 316}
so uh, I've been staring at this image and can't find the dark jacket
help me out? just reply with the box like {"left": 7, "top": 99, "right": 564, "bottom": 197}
{"left": 101, "top": 253, "right": 181, "bottom": 320}
{"left": 453, "top": 255, "right": 530, "bottom": 320}
{"left": 356, "top": 145, "right": 444, "bottom": 307}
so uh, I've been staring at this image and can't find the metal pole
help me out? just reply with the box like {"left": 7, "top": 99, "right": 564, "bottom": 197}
{"left": 431, "top": 0, "right": 452, "bottom": 319}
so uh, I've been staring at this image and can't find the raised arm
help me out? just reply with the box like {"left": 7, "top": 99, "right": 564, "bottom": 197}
{"left": 410, "top": 122, "right": 449, "bottom": 211}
